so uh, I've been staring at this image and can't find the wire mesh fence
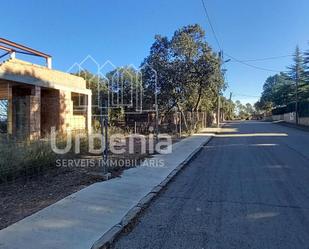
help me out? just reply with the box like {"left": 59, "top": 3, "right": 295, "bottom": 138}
{"left": 107, "top": 111, "right": 213, "bottom": 135}
{"left": 0, "top": 99, "right": 215, "bottom": 185}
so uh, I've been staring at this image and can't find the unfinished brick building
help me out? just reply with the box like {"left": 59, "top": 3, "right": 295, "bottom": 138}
{"left": 0, "top": 38, "right": 92, "bottom": 139}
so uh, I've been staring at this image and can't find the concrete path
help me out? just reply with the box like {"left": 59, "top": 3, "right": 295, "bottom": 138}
{"left": 0, "top": 133, "right": 211, "bottom": 249}
{"left": 112, "top": 121, "right": 309, "bottom": 249}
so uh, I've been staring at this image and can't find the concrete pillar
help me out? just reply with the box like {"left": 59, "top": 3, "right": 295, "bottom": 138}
{"left": 47, "top": 57, "right": 52, "bottom": 69}
{"left": 59, "top": 90, "right": 72, "bottom": 133}
{"left": 87, "top": 93, "right": 92, "bottom": 135}
{"left": 29, "top": 86, "right": 41, "bottom": 139}
{"left": 7, "top": 83, "right": 13, "bottom": 135}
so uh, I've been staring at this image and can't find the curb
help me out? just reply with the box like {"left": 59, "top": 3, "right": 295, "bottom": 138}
{"left": 91, "top": 135, "right": 213, "bottom": 249}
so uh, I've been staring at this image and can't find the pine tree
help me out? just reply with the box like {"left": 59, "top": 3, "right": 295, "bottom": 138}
{"left": 288, "top": 46, "right": 306, "bottom": 124}
{"left": 303, "top": 42, "right": 309, "bottom": 82}
{"left": 288, "top": 46, "right": 306, "bottom": 82}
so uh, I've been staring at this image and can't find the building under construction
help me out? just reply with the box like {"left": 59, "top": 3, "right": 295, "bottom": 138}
{"left": 0, "top": 38, "right": 92, "bottom": 139}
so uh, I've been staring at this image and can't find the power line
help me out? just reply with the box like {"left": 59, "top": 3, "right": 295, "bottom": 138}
{"left": 232, "top": 93, "right": 261, "bottom": 98}
{"left": 225, "top": 86, "right": 260, "bottom": 99}
{"left": 225, "top": 52, "right": 284, "bottom": 73}
{"left": 234, "top": 54, "right": 293, "bottom": 62}
{"left": 201, "top": 0, "right": 222, "bottom": 51}
{"left": 200, "top": 1, "right": 287, "bottom": 73}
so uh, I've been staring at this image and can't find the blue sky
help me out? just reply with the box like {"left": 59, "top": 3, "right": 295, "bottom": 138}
{"left": 2, "top": 0, "right": 309, "bottom": 104}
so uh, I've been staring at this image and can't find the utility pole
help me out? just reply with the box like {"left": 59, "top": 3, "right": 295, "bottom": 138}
{"left": 216, "top": 51, "right": 231, "bottom": 126}
{"left": 295, "top": 75, "right": 299, "bottom": 125}
{"left": 228, "top": 92, "right": 232, "bottom": 120}
{"left": 217, "top": 50, "right": 223, "bottom": 128}
{"left": 217, "top": 95, "right": 220, "bottom": 128}
{"left": 294, "top": 46, "right": 302, "bottom": 126}
{"left": 154, "top": 81, "right": 159, "bottom": 143}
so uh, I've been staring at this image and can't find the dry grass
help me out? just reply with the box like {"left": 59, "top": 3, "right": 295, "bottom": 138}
{"left": 0, "top": 136, "right": 60, "bottom": 182}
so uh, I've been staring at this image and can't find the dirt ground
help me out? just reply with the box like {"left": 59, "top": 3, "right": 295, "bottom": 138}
{"left": 0, "top": 136, "right": 181, "bottom": 230}
{"left": 0, "top": 164, "right": 102, "bottom": 230}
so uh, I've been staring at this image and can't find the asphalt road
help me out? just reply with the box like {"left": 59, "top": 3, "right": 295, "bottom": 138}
{"left": 112, "top": 121, "right": 309, "bottom": 249}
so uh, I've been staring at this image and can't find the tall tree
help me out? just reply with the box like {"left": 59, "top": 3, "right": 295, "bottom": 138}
{"left": 245, "top": 103, "right": 254, "bottom": 115}
{"left": 220, "top": 97, "right": 235, "bottom": 120}
{"left": 141, "top": 24, "right": 224, "bottom": 129}
{"left": 260, "top": 73, "right": 293, "bottom": 107}
{"left": 303, "top": 42, "right": 309, "bottom": 82}
{"left": 288, "top": 46, "right": 306, "bottom": 123}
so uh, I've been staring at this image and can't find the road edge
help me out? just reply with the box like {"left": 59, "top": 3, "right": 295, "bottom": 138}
{"left": 91, "top": 135, "right": 213, "bottom": 249}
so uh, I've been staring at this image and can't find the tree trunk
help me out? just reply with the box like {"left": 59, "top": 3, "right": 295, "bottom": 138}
{"left": 177, "top": 103, "right": 189, "bottom": 131}
{"left": 193, "top": 85, "right": 203, "bottom": 112}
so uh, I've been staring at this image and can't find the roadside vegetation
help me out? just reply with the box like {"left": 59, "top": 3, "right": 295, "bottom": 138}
{"left": 255, "top": 45, "right": 309, "bottom": 117}
{"left": 81, "top": 24, "right": 236, "bottom": 133}
{"left": 0, "top": 138, "right": 58, "bottom": 183}
{"left": 0, "top": 24, "right": 245, "bottom": 229}
{"left": 0, "top": 24, "right": 256, "bottom": 184}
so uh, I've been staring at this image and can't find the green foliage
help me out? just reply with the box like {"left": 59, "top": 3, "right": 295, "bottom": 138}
{"left": 141, "top": 24, "right": 224, "bottom": 115}
{"left": 272, "top": 106, "right": 287, "bottom": 115}
{"left": 259, "top": 73, "right": 294, "bottom": 108}
{"left": 299, "top": 101, "right": 309, "bottom": 117}
{"left": 220, "top": 97, "right": 235, "bottom": 120}
{"left": 105, "top": 66, "right": 142, "bottom": 113}
{"left": 288, "top": 46, "right": 306, "bottom": 83}
{"left": 75, "top": 70, "right": 108, "bottom": 116}
{"left": 254, "top": 100, "right": 272, "bottom": 114}
{"left": 272, "top": 101, "right": 309, "bottom": 117}
{"left": 257, "top": 46, "right": 309, "bottom": 112}
{"left": 235, "top": 100, "right": 255, "bottom": 119}
{"left": 77, "top": 25, "right": 227, "bottom": 132}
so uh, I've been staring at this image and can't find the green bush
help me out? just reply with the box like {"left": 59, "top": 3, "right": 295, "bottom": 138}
{"left": 299, "top": 102, "right": 309, "bottom": 117}
{"left": 271, "top": 101, "right": 309, "bottom": 118}
{"left": 272, "top": 106, "right": 287, "bottom": 115}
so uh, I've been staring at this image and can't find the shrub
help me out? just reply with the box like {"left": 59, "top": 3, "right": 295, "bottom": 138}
{"left": 272, "top": 106, "right": 287, "bottom": 115}
{"left": 0, "top": 137, "right": 60, "bottom": 182}
{"left": 271, "top": 101, "right": 309, "bottom": 118}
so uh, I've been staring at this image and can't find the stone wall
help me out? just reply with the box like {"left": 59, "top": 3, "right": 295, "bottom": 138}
{"left": 272, "top": 112, "right": 296, "bottom": 123}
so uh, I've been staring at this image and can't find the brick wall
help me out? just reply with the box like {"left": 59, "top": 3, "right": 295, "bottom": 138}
{"left": 29, "top": 86, "right": 41, "bottom": 139}
{"left": 41, "top": 89, "right": 60, "bottom": 136}
{"left": 59, "top": 90, "right": 86, "bottom": 134}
